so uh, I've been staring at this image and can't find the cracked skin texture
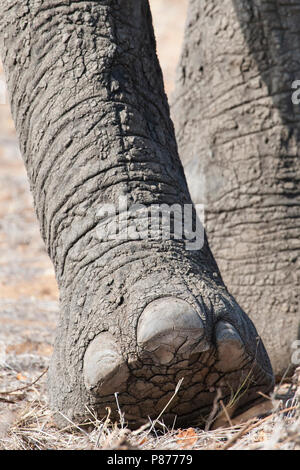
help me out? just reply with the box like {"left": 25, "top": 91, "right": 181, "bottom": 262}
{"left": 0, "top": 0, "right": 273, "bottom": 428}
{"left": 172, "top": 0, "right": 300, "bottom": 378}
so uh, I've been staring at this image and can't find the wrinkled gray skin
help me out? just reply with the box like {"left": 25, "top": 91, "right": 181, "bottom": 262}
{"left": 0, "top": 0, "right": 273, "bottom": 428}
{"left": 172, "top": 0, "right": 300, "bottom": 378}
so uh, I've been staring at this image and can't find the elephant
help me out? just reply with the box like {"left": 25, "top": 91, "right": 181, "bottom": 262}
{"left": 172, "top": 0, "right": 300, "bottom": 378}
{"left": 0, "top": 0, "right": 273, "bottom": 428}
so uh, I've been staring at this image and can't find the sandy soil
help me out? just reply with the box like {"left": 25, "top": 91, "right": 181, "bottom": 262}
{"left": 0, "top": 0, "right": 299, "bottom": 450}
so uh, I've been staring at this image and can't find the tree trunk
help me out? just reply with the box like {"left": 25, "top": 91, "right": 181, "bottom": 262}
{"left": 0, "top": 0, "right": 273, "bottom": 427}
{"left": 172, "top": 0, "right": 300, "bottom": 377}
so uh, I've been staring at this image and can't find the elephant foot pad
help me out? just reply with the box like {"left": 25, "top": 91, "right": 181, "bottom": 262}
{"left": 83, "top": 298, "right": 272, "bottom": 428}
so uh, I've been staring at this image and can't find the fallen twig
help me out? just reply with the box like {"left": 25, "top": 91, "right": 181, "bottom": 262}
{"left": 221, "top": 418, "right": 258, "bottom": 450}
{"left": 0, "top": 367, "right": 48, "bottom": 395}
{"left": 0, "top": 397, "right": 18, "bottom": 404}
{"left": 220, "top": 400, "right": 233, "bottom": 427}
{"left": 221, "top": 404, "right": 298, "bottom": 450}
{"left": 205, "top": 388, "right": 222, "bottom": 431}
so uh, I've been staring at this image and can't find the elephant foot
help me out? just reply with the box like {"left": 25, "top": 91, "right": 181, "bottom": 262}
{"left": 83, "top": 297, "right": 274, "bottom": 428}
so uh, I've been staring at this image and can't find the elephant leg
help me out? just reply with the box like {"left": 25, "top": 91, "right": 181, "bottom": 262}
{"left": 0, "top": 0, "right": 273, "bottom": 428}
{"left": 172, "top": 0, "right": 300, "bottom": 378}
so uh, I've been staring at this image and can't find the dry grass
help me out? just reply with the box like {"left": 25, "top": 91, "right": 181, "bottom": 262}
{"left": 0, "top": 366, "right": 299, "bottom": 451}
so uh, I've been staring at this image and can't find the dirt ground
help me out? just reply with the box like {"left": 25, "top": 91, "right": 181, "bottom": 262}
{"left": 0, "top": 0, "right": 300, "bottom": 450}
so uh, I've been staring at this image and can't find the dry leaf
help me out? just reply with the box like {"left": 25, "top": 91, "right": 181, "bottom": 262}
{"left": 16, "top": 373, "right": 27, "bottom": 381}
{"left": 138, "top": 437, "right": 148, "bottom": 445}
{"left": 176, "top": 428, "right": 198, "bottom": 448}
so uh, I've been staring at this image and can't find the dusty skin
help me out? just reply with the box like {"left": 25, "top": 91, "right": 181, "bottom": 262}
{"left": 172, "top": 0, "right": 300, "bottom": 377}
